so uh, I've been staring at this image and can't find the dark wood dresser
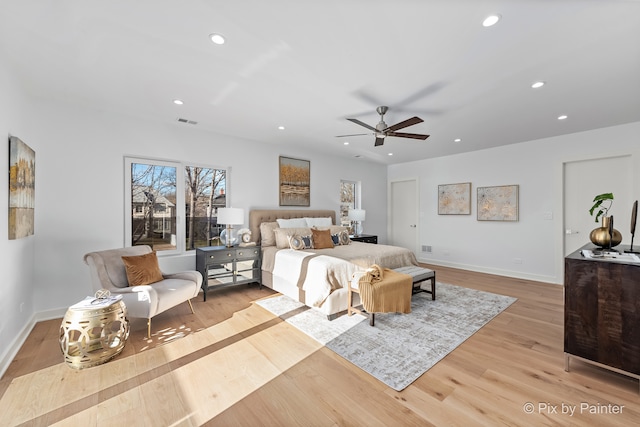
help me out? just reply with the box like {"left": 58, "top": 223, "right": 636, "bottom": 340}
{"left": 564, "top": 243, "right": 640, "bottom": 387}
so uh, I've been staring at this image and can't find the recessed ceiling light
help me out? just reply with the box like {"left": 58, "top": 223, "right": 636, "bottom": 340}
{"left": 454, "top": 138, "right": 461, "bottom": 142}
{"left": 343, "top": 141, "right": 349, "bottom": 145}
{"left": 388, "top": 153, "right": 393, "bottom": 156}
{"left": 531, "top": 81, "right": 545, "bottom": 89}
{"left": 278, "top": 125, "right": 285, "bottom": 130}
{"left": 558, "top": 115, "right": 568, "bottom": 120}
{"left": 209, "top": 33, "right": 225, "bottom": 45}
{"left": 173, "top": 99, "right": 184, "bottom": 105}
{"left": 482, "top": 14, "right": 501, "bottom": 27}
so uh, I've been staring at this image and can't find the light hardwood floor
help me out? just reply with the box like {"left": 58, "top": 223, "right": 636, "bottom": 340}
{"left": 1, "top": 265, "right": 638, "bottom": 426}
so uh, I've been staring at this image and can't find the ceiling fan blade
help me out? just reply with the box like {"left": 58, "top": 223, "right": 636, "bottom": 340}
{"left": 335, "top": 133, "right": 370, "bottom": 138}
{"left": 347, "top": 118, "right": 377, "bottom": 132}
{"left": 386, "top": 116, "right": 423, "bottom": 132}
{"left": 374, "top": 137, "right": 385, "bottom": 146}
{"left": 387, "top": 132, "right": 430, "bottom": 140}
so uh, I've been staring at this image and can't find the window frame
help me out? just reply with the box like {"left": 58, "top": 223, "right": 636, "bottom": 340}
{"left": 124, "top": 156, "right": 230, "bottom": 256}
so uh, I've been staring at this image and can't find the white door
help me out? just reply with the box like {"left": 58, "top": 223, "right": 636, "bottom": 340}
{"left": 563, "top": 155, "right": 633, "bottom": 256}
{"left": 390, "top": 179, "right": 418, "bottom": 253}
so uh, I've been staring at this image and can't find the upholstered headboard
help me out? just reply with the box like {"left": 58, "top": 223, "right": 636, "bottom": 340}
{"left": 249, "top": 209, "right": 337, "bottom": 244}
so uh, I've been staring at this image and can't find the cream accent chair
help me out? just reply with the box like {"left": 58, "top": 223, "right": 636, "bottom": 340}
{"left": 83, "top": 245, "right": 202, "bottom": 338}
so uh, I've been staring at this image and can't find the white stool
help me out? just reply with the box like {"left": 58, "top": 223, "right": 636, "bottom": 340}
{"left": 393, "top": 266, "right": 436, "bottom": 300}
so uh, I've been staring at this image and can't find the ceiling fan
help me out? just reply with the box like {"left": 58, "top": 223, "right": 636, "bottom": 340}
{"left": 337, "top": 106, "right": 430, "bottom": 147}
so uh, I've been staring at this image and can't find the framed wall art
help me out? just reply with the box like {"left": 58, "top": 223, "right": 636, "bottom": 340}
{"left": 438, "top": 182, "right": 472, "bottom": 215}
{"left": 279, "top": 156, "right": 310, "bottom": 206}
{"left": 477, "top": 185, "right": 519, "bottom": 221}
{"left": 8, "top": 136, "right": 36, "bottom": 239}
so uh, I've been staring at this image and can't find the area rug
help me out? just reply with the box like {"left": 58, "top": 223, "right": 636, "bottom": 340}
{"left": 256, "top": 282, "right": 516, "bottom": 391}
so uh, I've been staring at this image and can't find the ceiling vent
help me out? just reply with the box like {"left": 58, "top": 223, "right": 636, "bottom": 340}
{"left": 177, "top": 118, "right": 198, "bottom": 125}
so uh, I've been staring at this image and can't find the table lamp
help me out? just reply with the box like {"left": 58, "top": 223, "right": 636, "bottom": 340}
{"left": 217, "top": 207, "right": 244, "bottom": 247}
{"left": 348, "top": 208, "right": 366, "bottom": 237}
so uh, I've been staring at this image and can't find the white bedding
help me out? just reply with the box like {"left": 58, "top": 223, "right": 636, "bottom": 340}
{"left": 272, "top": 249, "right": 364, "bottom": 307}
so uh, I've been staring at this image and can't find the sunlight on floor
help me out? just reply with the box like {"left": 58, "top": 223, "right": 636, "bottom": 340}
{"left": 0, "top": 302, "right": 322, "bottom": 426}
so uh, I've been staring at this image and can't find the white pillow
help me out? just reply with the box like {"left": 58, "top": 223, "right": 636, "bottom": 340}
{"left": 276, "top": 218, "right": 308, "bottom": 228}
{"left": 305, "top": 217, "right": 333, "bottom": 227}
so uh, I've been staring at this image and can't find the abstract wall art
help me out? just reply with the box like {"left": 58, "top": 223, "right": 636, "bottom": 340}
{"left": 279, "top": 156, "right": 310, "bottom": 206}
{"left": 9, "top": 136, "right": 36, "bottom": 239}
{"left": 477, "top": 185, "right": 519, "bottom": 221}
{"left": 438, "top": 182, "right": 472, "bottom": 215}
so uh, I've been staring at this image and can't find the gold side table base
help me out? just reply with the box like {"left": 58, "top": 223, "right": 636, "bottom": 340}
{"left": 59, "top": 299, "right": 129, "bottom": 369}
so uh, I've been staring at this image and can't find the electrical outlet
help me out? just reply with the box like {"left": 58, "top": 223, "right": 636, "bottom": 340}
{"left": 514, "top": 258, "right": 522, "bottom": 264}
{"left": 20, "top": 302, "right": 24, "bottom": 313}
{"left": 422, "top": 245, "right": 432, "bottom": 253}
{"left": 444, "top": 250, "right": 450, "bottom": 256}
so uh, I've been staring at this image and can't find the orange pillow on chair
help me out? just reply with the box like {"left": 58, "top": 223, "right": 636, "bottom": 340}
{"left": 121, "top": 251, "right": 164, "bottom": 286}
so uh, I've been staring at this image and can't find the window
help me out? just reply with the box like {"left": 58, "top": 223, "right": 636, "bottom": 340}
{"left": 125, "top": 157, "right": 228, "bottom": 254}
{"left": 340, "top": 180, "right": 360, "bottom": 232}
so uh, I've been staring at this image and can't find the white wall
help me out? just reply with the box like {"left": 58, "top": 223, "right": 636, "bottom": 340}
{"left": 388, "top": 121, "right": 640, "bottom": 284}
{"left": 0, "top": 62, "right": 37, "bottom": 370}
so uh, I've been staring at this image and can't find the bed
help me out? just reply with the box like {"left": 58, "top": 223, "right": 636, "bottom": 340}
{"left": 249, "top": 209, "right": 419, "bottom": 319}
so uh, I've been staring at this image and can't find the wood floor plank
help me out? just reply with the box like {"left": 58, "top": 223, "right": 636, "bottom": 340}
{"left": 2, "top": 269, "right": 639, "bottom": 426}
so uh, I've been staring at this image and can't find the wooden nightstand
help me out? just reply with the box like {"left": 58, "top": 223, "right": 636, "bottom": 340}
{"left": 350, "top": 234, "right": 378, "bottom": 244}
{"left": 196, "top": 245, "right": 261, "bottom": 301}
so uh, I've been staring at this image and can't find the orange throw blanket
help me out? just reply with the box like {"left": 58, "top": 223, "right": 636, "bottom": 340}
{"left": 358, "top": 265, "right": 412, "bottom": 314}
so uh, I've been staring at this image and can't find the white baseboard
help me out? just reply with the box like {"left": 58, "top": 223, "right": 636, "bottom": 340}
{"left": 417, "top": 257, "right": 561, "bottom": 285}
{"left": 0, "top": 315, "right": 36, "bottom": 380}
{"left": 0, "top": 307, "right": 68, "bottom": 380}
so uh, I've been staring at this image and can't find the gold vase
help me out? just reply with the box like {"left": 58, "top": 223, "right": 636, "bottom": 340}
{"left": 589, "top": 216, "right": 622, "bottom": 248}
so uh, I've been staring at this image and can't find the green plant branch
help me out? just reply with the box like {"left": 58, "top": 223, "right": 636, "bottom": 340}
{"left": 589, "top": 192, "right": 614, "bottom": 223}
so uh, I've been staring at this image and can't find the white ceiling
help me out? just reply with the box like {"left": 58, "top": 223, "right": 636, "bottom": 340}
{"left": 1, "top": 0, "right": 639, "bottom": 165}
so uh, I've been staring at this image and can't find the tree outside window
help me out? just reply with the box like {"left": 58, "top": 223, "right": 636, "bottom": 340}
{"left": 130, "top": 163, "right": 177, "bottom": 251}
{"left": 185, "top": 166, "right": 226, "bottom": 250}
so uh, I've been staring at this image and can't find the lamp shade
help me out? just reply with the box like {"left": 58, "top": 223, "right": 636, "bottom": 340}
{"left": 348, "top": 209, "right": 366, "bottom": 221}
{"left": 217, "top": 207, "right": 244, "bottom": 225}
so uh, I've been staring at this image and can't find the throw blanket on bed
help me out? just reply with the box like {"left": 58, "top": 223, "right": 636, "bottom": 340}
{"left": 272, "top": 249, "right": 364, "bottom": 307}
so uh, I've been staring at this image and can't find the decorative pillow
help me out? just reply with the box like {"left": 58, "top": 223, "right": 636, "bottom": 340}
{"left": 311, "top": 228, "right": 334, "bottom": 249}
{"left": 327, "top": 225, "right": 350, "bottom": 235}
{"left": 259, "top": 222, "right": 279, "bottom": 247}
{"left": 338, "top": 229, "right": 351, "bottom": 245}
{"left": 121, "top": 251, "right": 164, "bottom": 286}
{"left": 274, "top": 227, "right": 314, "bottom": 249}
{"left": 305, "top": 217, "right": 333, "bottom": 227}
{"left": 331, "top": 233, "right": 340, "bottom": 245}
{"left": 288, "top": 234, "right": 313, "bottom": 250}
{"left": 289, "top": 235, "right": 306, "bottom": 250}
{"left": 276, "top": 218, "right": 308, "bottom": 228}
